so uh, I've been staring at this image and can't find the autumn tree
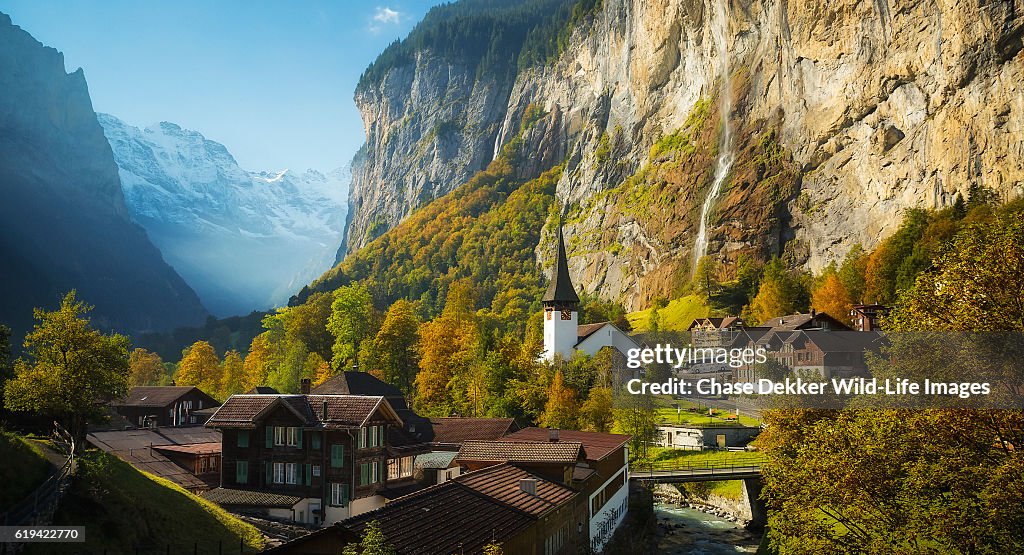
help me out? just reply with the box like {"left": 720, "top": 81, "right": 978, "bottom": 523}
{"left": 541, "top": 369, "right": 578, "bottom": 429}
{"left": 414, "top": 280, "right": 480, "bottom": 416}
{"left": 175, "top": 341, "right": 222, "bottom": 395}
{"left": 0, "top": 325, "right": 11, "bottom": 413}
{"left": 219, "top": 350, "right": 245, "bottom": 398}
{"left": 357, "top": 520, "right": 396, "bottom": 555}
{"left": 128, "top": 348, "right": 167, "bottom": 387}
{"left": 327, "top": 284, "right": 377, "bottom": 369}
{"left": 837, "top": 244, "right": 869, "bottom": 303}
{"left": 692, "top": 255, "right": 719, "bottom": 299}
{"left": 748, "top": 258, "right": 808, "bottom": 324}
{"left": 760, "top": 206, "right": 1024, "bottom": 552}
{"left": 581, "top": 386, "right": 613, "bottom": 432}
{"left": 358, "top": 299, "right": 420, "bottom": 394}
{"left": 810, "top": 270, "right": 854, "bottom": 326}
{"left": 3, "top": 292, "right": 130, "bottom": 448}
{"left": 242, "top": 333, "right": 275, "bottom": 392}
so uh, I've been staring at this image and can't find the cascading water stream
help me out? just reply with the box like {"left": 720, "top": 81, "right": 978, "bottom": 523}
{"left": 693, "top": 0, "right": 734, "bottom": 272}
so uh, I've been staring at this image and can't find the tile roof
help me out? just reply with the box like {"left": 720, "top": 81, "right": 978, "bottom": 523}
{"left": 333, "top": 465, "right": 574, "bottom": 555}
{"left": 311, "top": 372, "right": 408, "bottom": 411}
{"left": 502, "top": 428, "right": 631, "bottom": 462}
{"left": 577, "top": 322, "right": 609, "bottom": 341}
{"left": 456, "top": 440, "right": 582, "bottom": 464}
{"left": 427, "top": 417, "right": 517, "bottom": 444}
{"left": 201, "top": 488, "right": 302, "bottom": 509}
{"left": 205, "top": 394, "right": 398, "bottom": 430}
{"left": 115, "top": 386, "right": 214, "bottom": 407}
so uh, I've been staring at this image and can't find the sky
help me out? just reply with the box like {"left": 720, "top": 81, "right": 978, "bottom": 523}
{"left": 0, "top": 1, "right": 443, "bottom": 171}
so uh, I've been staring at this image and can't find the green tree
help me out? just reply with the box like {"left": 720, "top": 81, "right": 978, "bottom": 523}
{"left": 3, "top": 292, "right": 130, "bottom": 448}
{"left": 837, "top": 244, "right": 868, "bottom": 304}
{"left": 483, "top": 542, "right": 504, "bottom": 555}
{"left": 748, "top": 258, "right": 808, "bottom": 324}
{"left": 615, "top": 391, "right": 658, "bottom": 464}
{"left": 358, "top": 520, "right": 396, "bottom": 555}
{"left": 581, "top": 386, "right": 613, "bottom": 432}
{"left": 328, "top": 285, "right": 376, "bottom": 369}
{"left": 692, "top": 255, "right": 719, "bottom": 299}
{"left": 0, "top": 324, "right": 12, "bottom": 413}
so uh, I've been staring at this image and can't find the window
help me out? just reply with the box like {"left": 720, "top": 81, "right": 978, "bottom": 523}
{"left": 312, "top": 465, "right": 321, "bottom": 477}
{"left": 237, "top": 430, "right": 249, "bottom": 448}
{"left": 359, "top": 462, "right": 381, "bottom": 486}
{"left": 359, "top": 425, "right": 384, "bottom": 448}
{"left": 330, "top": 483, "right": 349, "bottom": 507}
{"left": 285, "top": 462, "right": 298, "bottom": 485}
{"left": 236, "top": 461, "right": 248, "bottom": 484}
{"left": 274, "top": 426, "right": 300, "bottom": 447}
{"left": 210, "top": 457, "right": 218, "bottom": 471}
{"left": 388, "top": 456, "right": 414, "bottom": 480}
{"left": 330, "top": 444, "right": 345, "bottom": 468}
{"left": 273, "top": 462, "right": 286, "bottom": 484}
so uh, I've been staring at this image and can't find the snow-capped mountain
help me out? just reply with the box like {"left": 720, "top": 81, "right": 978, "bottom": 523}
{"left": 98, "top": 113, "right": 349, "bottom": 316}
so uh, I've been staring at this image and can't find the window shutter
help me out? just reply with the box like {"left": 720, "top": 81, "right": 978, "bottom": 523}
{"left": 297, "top": 428, "right": 303, "bottom": 448}
{"left": 305, "top": 464, "right": 312, "bottom": 486}
{"left": 331, "top": 444, "right": 343, "bottom": 468}
{"left": 238, "top": 430, "right": 249, "bottom": 448}
{"left": 265, "top": 426, "right": 274, "bottom": 449}
{"left": 341, "top": 484, "right": 349, "bottom": 507}
{"left": 311, "top": 432, "right": 321, "bottom": 450}
{"left": 265, "top": 462, "right": 272, "bottom": 484}
{"left": 236, "top": 461, "right": 248, "bottom": 484}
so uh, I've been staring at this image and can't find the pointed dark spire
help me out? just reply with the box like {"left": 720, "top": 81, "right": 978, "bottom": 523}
{"left": 543, "top": 223, "right": 579, "bottom": 305}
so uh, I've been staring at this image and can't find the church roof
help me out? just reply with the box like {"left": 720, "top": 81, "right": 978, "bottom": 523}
{"left": 543, "top": 225, "right": 580, "bottom": 304}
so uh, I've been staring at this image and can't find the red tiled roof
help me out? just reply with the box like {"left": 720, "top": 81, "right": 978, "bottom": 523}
{"left": 503, "top": 428, "right": 630, "bottom": 462}
{"left": 457, "top": 464, "right": 576, "bottom": 515}
{"left": 456, "top": 440, "right": 582, "bottom": 464}
{"left": 428, "top": 417, "right": 517, "bottom": 444}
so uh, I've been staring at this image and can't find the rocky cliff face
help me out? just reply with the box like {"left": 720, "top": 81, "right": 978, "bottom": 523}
{"left": 345, "top": 0, "right": 1024, "bottom": 310}
{"left": 99, "top": 114, "right": 349, "bottom": 316}
{"left": 0, "top": 13, "right": 208, "bottom": 339}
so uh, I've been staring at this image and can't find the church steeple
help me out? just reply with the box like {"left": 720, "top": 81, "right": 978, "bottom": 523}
{"left": 542, "top": 223, "right": 579, "bottom": 362}
{"left": 543, "top": 224, "right": 579, "bottom": 306}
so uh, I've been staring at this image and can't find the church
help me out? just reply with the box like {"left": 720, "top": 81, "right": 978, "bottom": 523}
{"left": 542, "top": 225, "right": 640, "bottom": 362}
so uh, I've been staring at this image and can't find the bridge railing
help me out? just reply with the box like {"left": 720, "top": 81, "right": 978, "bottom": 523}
{"left": 632, "top": 455, "right": 766, "bottom": 476}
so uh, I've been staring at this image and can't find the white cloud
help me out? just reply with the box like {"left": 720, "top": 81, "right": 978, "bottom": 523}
{"left": 368, "top": 6, "right": 399, "bottom": 29}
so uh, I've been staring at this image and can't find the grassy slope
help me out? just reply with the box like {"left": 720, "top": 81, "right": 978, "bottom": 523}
{"left": 0, "top": 431, "right": 51, "bottom": 510}
{"left": 627, "top": 294, "right": 709, "bottom": 331}
{"left": 35, "top": 451, "right": 264, "bottom": 554}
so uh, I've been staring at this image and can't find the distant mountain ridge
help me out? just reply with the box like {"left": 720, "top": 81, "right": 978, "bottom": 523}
{"left": 98, "top": 114, "right": 349, "bottom": 317}
{"left": 0, "top": 12, "right": 208, "bottom": 341}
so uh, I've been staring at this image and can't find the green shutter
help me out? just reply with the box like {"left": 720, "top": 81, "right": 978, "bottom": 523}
{"left": 341, "top": 484, "right": 349, "bottom": 507}
{"left": 265, "top": 462, "right": 272, "bottom": 484}
{"left": 305, "top": 464, "right": 312, "bottom": 486}
{"left": 236, "top": 461, "right": 248, "bottom": 484}
{"left": 296, "top": 427, "right": 303, "bottom": 448}
{"left": 265, "top": 426, "right": 274, "bottom": 448}
{"left": 331, "top": 444, "right": 344, "bottom": 468}
{"left": 237, "top": 430, "right": 249, "bottom": 448}
{"left": 311, "top": 432, "right": 321, "bottom": 450}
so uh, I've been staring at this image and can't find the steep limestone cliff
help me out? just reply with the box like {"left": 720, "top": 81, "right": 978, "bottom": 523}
{"left": 345, "top": 0, "right": 1024, "bottom": 310}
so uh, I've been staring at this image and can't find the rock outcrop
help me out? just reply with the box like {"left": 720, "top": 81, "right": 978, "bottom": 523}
{"left": 344, "top": 0, "right": 1024, "bottom": 310}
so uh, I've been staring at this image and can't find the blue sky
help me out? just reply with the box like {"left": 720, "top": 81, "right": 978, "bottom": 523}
{"left": 0, "top": 1, "right": 442, "bottom": 171}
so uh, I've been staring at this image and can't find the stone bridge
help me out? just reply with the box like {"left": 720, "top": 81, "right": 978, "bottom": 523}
{"left": 630, "top": 458, "right": 767, "bottom": 528}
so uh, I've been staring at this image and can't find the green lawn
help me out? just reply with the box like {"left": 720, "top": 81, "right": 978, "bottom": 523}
{"left": 34, "top": 451, "right": 265, "bottom": 554}
{"left": 0, "top": 431, "right": 52, "bottom": 510}
{"left": 627, "top": 294, "right": 710, "bottom": 331}
{"left": 645, "top": 447, "right": 766, "bottom": 469}
{"left": 654, "top": 398, "right": 762, "bottom": 427}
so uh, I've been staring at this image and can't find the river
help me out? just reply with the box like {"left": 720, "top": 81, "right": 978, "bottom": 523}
{"left": 654, "top": 502, "right": 761, "bottom": 554}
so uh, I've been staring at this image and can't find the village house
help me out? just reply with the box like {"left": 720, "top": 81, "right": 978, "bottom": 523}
{"left": 203, "top": 392, "right": 416, "bottom": 525}
{"left": 111, "top": 385, "right": 220, "bottom": 428}
{"left": 87, "top": 426, "right": 223, "bottom": 492}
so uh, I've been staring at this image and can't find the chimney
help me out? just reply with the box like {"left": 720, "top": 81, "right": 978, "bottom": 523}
{"left": 811, "top": 309, "right": 817, "bottom": 317}
{"left": 520, "top": 478, "right": 537, "bottom": 496}
{"left": 549, "top": 429, "right": 559, "bottom": 442}
{"left": 300, "top": 378, "right": 311, "bottom": 395}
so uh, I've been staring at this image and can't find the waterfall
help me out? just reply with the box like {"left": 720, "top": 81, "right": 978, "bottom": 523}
{"left": 693, "top": 0, "right": 734, "bottom": 272}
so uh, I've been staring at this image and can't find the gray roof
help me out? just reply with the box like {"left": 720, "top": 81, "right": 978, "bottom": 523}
{"left": 542, "top": 225, "right": 579, "bottom": 304}
{"left": 414, "top": 451, "right": 458, "bottom": 470}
